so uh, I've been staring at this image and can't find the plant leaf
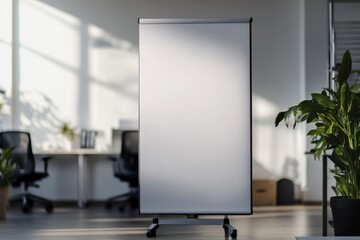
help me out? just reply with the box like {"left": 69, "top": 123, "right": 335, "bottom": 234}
{"left": 297, "top": 100, "right": 324, "bottom": 115}
{"left": 307, "top": 127, "right": 324, "bottom": 136}
{"left": 350, "top": 85, "right": 360, "bottom": 93}
{"left": 274, "top": 111, "right": 286, "bottom": 127}
{"left": 306, "top": 113, "right": 318, "bottom": 123}
{"left": 340, "top": 82, "right": 349, "bottom": 115}
{"left": 311, "top": 93, "right": 335, "bottom": 109}
{"left": 328, "top": 154, "right": 347, "bottom": 171}
{"left": 337, "top": 50, "right": 352, "bottom": 86}
{"left": 324, "top": 87, "right": 337, "bottom": 99}
{"left": 0, "top": 146, "right": 16, "bottom": 186}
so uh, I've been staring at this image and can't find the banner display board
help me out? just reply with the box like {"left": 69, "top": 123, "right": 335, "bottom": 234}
{"left": 139, "top": 18, "right": 252, "bottom": 214}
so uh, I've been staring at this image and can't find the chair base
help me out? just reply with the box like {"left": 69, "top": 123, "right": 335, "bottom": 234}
{"left": 9, "top": 192, "right": 54, "bottom": 213}
{"left": 105, "top": 189, "right": 139, "bottom": 211}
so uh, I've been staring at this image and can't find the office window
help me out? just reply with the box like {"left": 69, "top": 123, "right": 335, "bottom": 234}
{"left": 88, "top": 24, "right": 138, "bottom": 142}
{"left": 18, "top": 0, "right": 80, "bottom": 149}
{"left": 0, "top": 0, "right": 12, "bottom": 128}
{"left": 333, "top": 2, "right": 360, "bottom": 84}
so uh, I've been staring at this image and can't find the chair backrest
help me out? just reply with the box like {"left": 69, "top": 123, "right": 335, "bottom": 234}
{"left": 0, "top": 131, "right": 35, "bottom": 175}
{"left": 121, "top": 131, "right": 139, "bottom": 160}
{"left": 114, "top": 131, "right": 139, "bottom": 183}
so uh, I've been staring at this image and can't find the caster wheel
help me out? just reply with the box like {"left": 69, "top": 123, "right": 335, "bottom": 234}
{"left": 21, "top": 204, "right": 31, "bottom": 213}
{"left": 105, "top": 202, "right": 112, "bottom": 209}
{"left": 131, "top": 202, "right": 138, "bottom": 209}
{"left": 231, "top": 230, "right": 237, "bottom": 239}
{"left": 28, "top": 200, "right": 34, "bottom": 207}
{"left": 45, "top": 203, "right": 54, "bottom": 213}
{"left": 146, "top": 230, "right": 156, "bottom": 238}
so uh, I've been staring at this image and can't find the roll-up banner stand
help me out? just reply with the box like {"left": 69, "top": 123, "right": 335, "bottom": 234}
{"left": 139, "top": 18, "right": 252, "bottom": 238}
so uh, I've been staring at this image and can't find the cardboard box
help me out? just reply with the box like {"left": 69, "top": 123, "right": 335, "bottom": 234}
{"left": 252, "top": 180, "right": 277, "bottom": 206}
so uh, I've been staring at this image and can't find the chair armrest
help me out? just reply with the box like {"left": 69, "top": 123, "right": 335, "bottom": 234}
{"left": 108, "top": 156, "right": 118, "bottom": 162}
{"left": 40, "top": 156, "right": 52, "bottom": 174}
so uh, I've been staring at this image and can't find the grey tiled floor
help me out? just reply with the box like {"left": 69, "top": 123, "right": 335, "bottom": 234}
{"left": 0, "top": 205, "right": 326, "bottom": 240}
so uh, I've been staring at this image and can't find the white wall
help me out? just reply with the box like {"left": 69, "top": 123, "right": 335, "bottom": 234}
{"left": 304, "top": 0, "right": 329, "bottom": 202}
{"left": 0, "top": 0, "right": 12, "bottom": 128}
{"left": 8, "top": 0, "right": 308, "bottom": 201}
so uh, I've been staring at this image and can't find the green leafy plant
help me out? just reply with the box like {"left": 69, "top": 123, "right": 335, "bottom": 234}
{"left": 275, "top": 50, "right": 360, "bottom": 199}
{"left": 0, "top": 147, "right": 16, "bottom": 187}
{"left": 60, "top": 122, "right": 75, "bottom": 142}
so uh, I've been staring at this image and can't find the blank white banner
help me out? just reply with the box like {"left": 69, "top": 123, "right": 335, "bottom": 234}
{"left": 139, "top": 18, "right": 252, "bottom": 214}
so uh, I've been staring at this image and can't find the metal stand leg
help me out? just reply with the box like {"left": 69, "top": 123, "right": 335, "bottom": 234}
{"left": 322, "top": 155, "right": 328, "bottom": 236}
{"left": 146, "top": 215, "right": 237, "bottom": 238}
{"left": 77, "top": 154, "right": 89, "bottom": 208}
{"left": 83, "top": 155, "right": 88, "bottom": 207}
{"left": 223, "top": 216, "right": 237, "bottom": 238}
{"left": 78, "top": 154, "right": 85, "bottom": 208}
{"left": 146, "top": 217, "right": 159, "bottom": 237}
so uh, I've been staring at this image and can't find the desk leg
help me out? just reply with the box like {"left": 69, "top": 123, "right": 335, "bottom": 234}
{"left": 83, "top": 155, "right": 87, "bottom": 207}
{"left": 78, "top": 154, "right": 85, "bottom": 208}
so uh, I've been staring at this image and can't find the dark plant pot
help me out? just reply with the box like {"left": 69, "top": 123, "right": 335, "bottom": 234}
{"left": 330, "top": 196, "right": 360, "bottom": 236}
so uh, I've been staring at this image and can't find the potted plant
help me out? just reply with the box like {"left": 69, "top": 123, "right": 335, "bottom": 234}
{"left": 275, "top": 50, "right": 360, "bottom": 236}
{"left": 0, "top": 147, "right": 16, "bottom": 220}
{"left": 59, "top": 122, "right": 78, "bottom": 149}
{"left": 60, "top": 122, "right": 75, "bottom": 142}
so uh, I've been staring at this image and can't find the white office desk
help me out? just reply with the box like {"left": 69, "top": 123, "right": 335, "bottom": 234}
{"left": 34, "top": 148, "right": 119, "bottom": 208}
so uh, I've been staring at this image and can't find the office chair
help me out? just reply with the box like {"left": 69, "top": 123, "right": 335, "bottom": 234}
{"left": 0, "top": 131, "right": 54, "bottom": 213}
{"left": 106, "top": 130, "right": 139, "bottom": 211}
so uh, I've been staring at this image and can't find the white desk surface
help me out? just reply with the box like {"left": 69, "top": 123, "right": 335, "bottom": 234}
{"left": 34, "top": 148, "right": 119, "bottom": 156}
{"left": 33, "top": 148, "right": 119, "bottom": 208}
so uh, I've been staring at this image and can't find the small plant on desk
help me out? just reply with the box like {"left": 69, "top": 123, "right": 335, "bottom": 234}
{"left": 59, "top": 122, "right": 75, "bottom": 142}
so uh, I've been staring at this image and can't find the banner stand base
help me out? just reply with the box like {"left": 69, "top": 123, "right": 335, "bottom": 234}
{"left": 146, "top": 215, "right": 237, "bottom": 238}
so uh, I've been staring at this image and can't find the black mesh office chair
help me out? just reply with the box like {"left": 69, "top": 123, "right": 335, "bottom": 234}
{"left": 0, "top": 131, "right": 54, "bottom": 213}
{"left": 106, "top": 130, "right": 139, "bottom": 211}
